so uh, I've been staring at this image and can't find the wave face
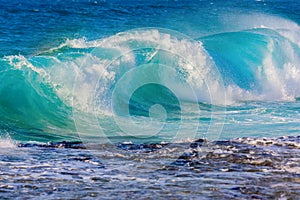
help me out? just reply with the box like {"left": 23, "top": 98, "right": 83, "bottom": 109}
{"left": 1, "top": 14, "right": 300, "bottom": 143}
{"left": 202, "top": 14, "right": 300, "bottom": 101}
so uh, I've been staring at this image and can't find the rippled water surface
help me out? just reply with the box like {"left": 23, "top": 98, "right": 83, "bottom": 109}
{"left": 0, "top": 136, "right": 299, "bottom": 199}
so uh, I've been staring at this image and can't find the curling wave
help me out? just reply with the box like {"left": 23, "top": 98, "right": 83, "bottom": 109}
{"left": 0, "top": 15, "right": 300, "bottom": 142}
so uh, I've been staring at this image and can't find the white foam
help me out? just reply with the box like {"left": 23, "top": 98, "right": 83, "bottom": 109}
{"left": 5, "top": 55, "right": 48, "bottom": 77}
{"left": 0, "top": 138, "right": 16, "bottom": 149}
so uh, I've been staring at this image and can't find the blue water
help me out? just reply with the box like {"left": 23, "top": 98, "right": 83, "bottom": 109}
{"left": 1, "top": 0, "right": 300, "bottom": 199}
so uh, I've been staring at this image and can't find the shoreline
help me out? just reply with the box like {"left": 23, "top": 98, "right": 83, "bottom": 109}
{"left": 14, "top": 135, "right": 300, "bottom": 149}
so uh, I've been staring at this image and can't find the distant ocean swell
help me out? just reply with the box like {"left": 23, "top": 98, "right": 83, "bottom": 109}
{"left": 0, "top": 14, "right": 300, "bottom": 143}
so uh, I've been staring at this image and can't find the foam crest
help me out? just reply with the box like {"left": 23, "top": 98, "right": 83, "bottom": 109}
{"left": 65, "top": 29, "right": 228, "bottom": 113}
{"left": 0, "top": 134, "right": 16, "bottom": 149}
{"left": 5, "top": 55, "right": 48, "bottom": 77}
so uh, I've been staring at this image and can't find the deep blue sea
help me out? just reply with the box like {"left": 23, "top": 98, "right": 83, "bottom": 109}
{"left": 0, "top": 0, "right": 300, "bottom": 199}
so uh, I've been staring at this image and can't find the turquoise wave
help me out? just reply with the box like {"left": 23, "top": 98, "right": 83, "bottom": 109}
{"left": 0, "top": 57, "right": 76, "bottom": 142}
{"left": 201, "top": 28, "right": 300, "bottom": 93}
{"left": 1, "top": 18, "right": 300, "bottom": 143}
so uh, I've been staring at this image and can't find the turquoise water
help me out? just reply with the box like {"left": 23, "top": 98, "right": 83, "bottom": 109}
{"left": 1, "top": 2, "right": 300, "bottom": 143}
{"left": 0, "top": 1, "right": 300, "bottom": 198}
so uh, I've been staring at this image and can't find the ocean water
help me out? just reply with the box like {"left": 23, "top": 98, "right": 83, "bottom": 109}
{"left": 1, "top": 0, "right": 300, "bottom": 199}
